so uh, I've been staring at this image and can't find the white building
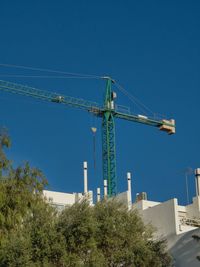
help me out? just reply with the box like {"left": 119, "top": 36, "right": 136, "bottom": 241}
{"left": 43, "top": 167, "right": 200, "bottom": 240}
{"left": 133, "top": 196, "right": 200, "bottom": 239}
{"left": 43, "top": 190, "right": 84, "bottom": 211}
{"left": 43, "top": 164, "right": 200, "bottom": 266}
{"left": 43, "top": 190, "right": 93, "bottom": 210}
{"left": 114, "top": 169, "right": 200, "bottom": 241}
{"left": 126, "top": 169, "right": 200, "bottom": 266}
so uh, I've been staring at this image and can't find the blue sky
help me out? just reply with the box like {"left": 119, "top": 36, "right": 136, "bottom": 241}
{"left": 0, "top": 0, "right": 199, "bottom": 204}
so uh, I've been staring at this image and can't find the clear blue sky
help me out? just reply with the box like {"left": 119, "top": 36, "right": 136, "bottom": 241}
{"left": 0, "top": 0, "right": 199, "bottom": 205}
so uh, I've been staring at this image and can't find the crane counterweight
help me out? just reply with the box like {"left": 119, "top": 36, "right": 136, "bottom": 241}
{"left": 160, "top": 119, "right": 176, "bottom": 135}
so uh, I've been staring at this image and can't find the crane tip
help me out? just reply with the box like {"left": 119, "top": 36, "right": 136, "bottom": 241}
{"left": 101, "top": 76, "right": 115, "bottom": 83}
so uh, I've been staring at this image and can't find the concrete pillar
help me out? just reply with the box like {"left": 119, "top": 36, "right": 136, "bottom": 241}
{"left": 83, "top": 161, "right": 88, "bottom": 195}
{"left": 127, "top": 172, "right": 132, "bottom": 210}
{"left": 127, "top": 172, "right": 131, "bottom": 192}
{"left": 195, "top": 168, "right": 200, "bottom": 197}
{"left": 104, "top": 179, "right": 107, "bottom": 198}
{"left": 97, "top": 188, "right": 101, "bottom": 202}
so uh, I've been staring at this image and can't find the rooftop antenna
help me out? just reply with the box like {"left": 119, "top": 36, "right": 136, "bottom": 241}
{"left": 195, "top": 169, "right": 200, "bottom": 197}
{"left": 127, "top": 172, "right": 132, "bottom": 210}
{"left": 97, "top": 187, "right": 101, "bottom": 202}
{"left": 184, "top": 167, "right": 193, "bottom": 205}
{"left": 83, "top": 161, "right": 88, "bottom": 195}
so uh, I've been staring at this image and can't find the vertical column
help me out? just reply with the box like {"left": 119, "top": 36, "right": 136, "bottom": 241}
{"left": 102, "top": 78, "right": 117, "bottom": 197}
{"left": 195, "top": 168, "right": 200, "bottom": 197}
{"left": 127, "top": 172, "right": 132, "bottom": 210}
{"left": 104, "top": 179, "right": 108, "bottom": 198}
{"left": 97, "top": 188, "right": 101, "bottom": 202}
{"left": 83, "top": 161, "right": 88, "bottom": 195}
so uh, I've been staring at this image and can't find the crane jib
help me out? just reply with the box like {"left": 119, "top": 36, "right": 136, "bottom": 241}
{"left": 0, "top": 80, "right": 102, "bottom": 114}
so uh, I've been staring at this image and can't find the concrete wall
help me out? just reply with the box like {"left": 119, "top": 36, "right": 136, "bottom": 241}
{"left": 133, "top": 199, "right": 179, "bottom": 238}
{"left": 132, "top": 197, "right": 199, "bottom": 239}
{"left": 134, "top": 200, "right": 160, "bottom": 210}
{"left": 43, "top": 190, "right": 77, "bottom": 205}
{"left": 43, "top": 190, "right": 85, "bottom": 210}
{"left": 115, "top": 191, "right": 132, "bottom": 210}
{"left": 186, "top": 196, "right": 200, "bottom": 219}
{"left": 43, "top": 190, "right": 93, "bottom": 209}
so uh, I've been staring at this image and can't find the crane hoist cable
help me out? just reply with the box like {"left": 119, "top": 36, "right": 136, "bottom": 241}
{"left": 0, "top": 63, "right": 161, "bottom": 118}
{"left": 0, "top": 75, "right": 101, "bottom": 79}
{"left": 114, "top": 82, "right": 155, "bottom": 117}
{"left": 0, "top": 63, "right": 101, "bottom": 79}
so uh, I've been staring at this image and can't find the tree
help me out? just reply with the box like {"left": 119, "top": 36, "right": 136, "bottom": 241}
{"left": 58, "top": 200, "right": 105, "bottom": 267}
{"left": 0, "top": 127, "right": 11, "bottom": 178}
{"left": 59, "top": 200, "right": 172, "bottom": 267}
{"left": 0, "top": 131, "right": 67, "bottom": 266}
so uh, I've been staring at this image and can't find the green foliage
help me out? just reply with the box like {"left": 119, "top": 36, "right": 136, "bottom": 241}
{"left": 0, "top": 230, "right": 32, "bottom": 267}
{"left": 58, "top": 199, "right": 172, "bottom": 267}
{"left": 0, "top": 132, "right": 66, "bottom": 266}
{"left": 0, "top": 128, "right": 11, "bottom": 176}
{"left": 0, "top": 163, "right": 47, "bottom": 232}
{"left": 58, "top": 201, "right": 105, "bottom": 267}
{"left": 0, "top": 131, "right": 172, "bottom": 266}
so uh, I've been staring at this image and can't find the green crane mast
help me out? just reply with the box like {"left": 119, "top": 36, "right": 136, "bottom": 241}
{"left": 0, "top": 78, "right": 175, "bottom": 197}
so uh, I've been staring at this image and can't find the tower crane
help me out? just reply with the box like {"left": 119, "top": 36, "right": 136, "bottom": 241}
{"left": 0, "top": 77, "right": 175, "bottom": 197}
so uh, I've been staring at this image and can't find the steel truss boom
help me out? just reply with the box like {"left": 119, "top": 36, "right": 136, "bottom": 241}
{"left": 0, "top": 80, "right": 102, "bottom": 114}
